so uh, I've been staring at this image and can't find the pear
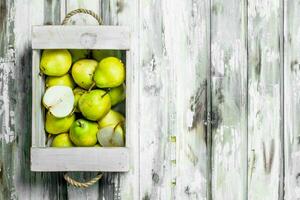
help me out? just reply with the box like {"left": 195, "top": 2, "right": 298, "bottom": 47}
{"left": 46, "top": 74, "right": 75, "bottom": 89}
{"left": 98, "top": 110, "right": 125, "bottom": 128}
{"left": 40, "top": 49, "right": 72, "bottom": 76}
{"left": 71, "top": 59, "right": 98, "bottom": 89}
{"left": 69, "top": 119, "right": 98, "bottom": 146}
{"left": 78, "top": 89, "right": 111, "bottom": 121}
{"left": 42, "top": 86, "right": 75, "bottom": 118}
{"left": 51, "top": 133, "right": 74, "bottom": 147}
{"left": 97, "top": 125, "right": 125, "bottom": 147}
{"left": 92, "top": 50, "right": 122, "bottom": 62}
{"left": 93, "top": 57, "right": 125, "bottom": 88}
{"left": 45, "top": 112, "right": 75, "bottom": 134}
{"left": 108, "top": 84, "right": 126, "bottom": 106}
{"left": 73, "top": 87, "right": 86, "bottom": 112}
{"left": 69, "top": 49, "right": 89, "bottom": 63}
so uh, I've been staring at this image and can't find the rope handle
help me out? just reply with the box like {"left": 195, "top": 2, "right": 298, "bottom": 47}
{"left": 62, "top": 8, "right": 103, "bottom": 189}
{"left": 61, "top": 8, "right": 103, "bottom": 25}
{"left": 64, "top": 173, "right": 103, "bottom": 189}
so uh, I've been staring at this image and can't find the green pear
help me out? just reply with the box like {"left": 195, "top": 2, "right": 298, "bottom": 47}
{"left": 45, "top": 112, "right": 75, "bottom": 134}
{"left": 51, "top": 133, "right": 74, "bottom": 147}
{"left": 40, "top": 49, "right": 72, "bottom": 76}
{"left": 69, "top": 119, "right": 98, "bottom": 146}
{"left": 71, "top": 59, "right": 98, "bottom": 89}
{"left": 69, "top": 49, "right": 89, "bottom": 63}
{"left": 92, "top": 50, "right": 122, "bottom": 62}
{"left": 73, "top": 87, "right": 86, "bottom": 112}
{"left": 46, "top": 74, "right": 75, "bottom": 89}
{"left": 78, "top": 89, "right": 111, "bottom": 121}
{"left": 108, "top": 84, "right": 126, "bottom": 106}
{"left": 98, "top": 110, "right": 124, "bottom": 128}
{"left": 97, "top": 125, "right": 125, "bottom": 147}
{"left": 93, "top": 57, "right": 125, "bottom": 88}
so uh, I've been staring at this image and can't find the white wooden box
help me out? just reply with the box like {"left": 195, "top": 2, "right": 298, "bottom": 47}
{"left": 31, "top": 26, "right": 131, "bottom": 172}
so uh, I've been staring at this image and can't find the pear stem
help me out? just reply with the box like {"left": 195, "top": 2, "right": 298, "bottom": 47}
{"left": 113, "top": 121, "right": 124, "bottom": 132}
{"left": 101, "top": 89, "right": 110, "bottom": 98}
{"left": 88, "top": 82, "right": 96, "bottom": 92}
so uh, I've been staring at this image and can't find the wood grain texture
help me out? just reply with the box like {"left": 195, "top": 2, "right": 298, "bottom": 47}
{"left": 160, "top": 0, "right": 210, "bottom": 199}
{"left": 210, "top": 0, "right": 248, "bottom": 199}
{"left": 0, "top": 0, "right": 16, "bottom": 199}
{"left": 138, "top": 0, "right": 175, "bottom": 199}
{"left": 247, "top": 0, "right": 283, "bottom": 199}
{"left": 284, "top": 0, "right": 300, "bottom": 199}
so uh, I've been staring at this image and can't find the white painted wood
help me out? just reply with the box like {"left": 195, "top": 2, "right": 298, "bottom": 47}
{"left": 160, "top": 0, "right": 210, "bottom": 199}
{"left": 247, "top": 0, "right": 283, "bottom": 199}
{"left": 210, "top": 0, "right": 248, "bottom": 199}
{"left": 284, "top": 0, "right": 300, "bottom": 199}
{"left": 31, "top": 50, "right": 46, "bottom": 147}
{"left": 31, "top": 147, "right": 129, "bottom": 172}
{"left": 137, "top": 0, "right": 173, "bottom": 199}
{"left": 32, "top": 25, "right": 131, "bottom": 50}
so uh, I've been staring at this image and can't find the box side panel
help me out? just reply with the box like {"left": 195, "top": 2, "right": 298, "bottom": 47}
{"left": 32, "top": 50, "right": 46, "bottom": 147}
{"left": 31, "top": 147, "right": 129, "bottom": 172}
{"left": 32, "top": 26, "right": 131, "bottom": 50}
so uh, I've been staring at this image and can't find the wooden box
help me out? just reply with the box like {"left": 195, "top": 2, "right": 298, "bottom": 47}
{"left": 31, "top": 26, "right": 131, "bottom": 172}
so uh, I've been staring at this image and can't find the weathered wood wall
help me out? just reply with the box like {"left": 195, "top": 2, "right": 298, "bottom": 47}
{"left": 0, "top": 0, "right": 300, "bottom": 199}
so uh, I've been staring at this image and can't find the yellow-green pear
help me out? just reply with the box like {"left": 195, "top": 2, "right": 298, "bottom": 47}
{"left": 69, "top": 49, "right": 89, "bottom": 63}
{"left": 71, "top": 59, "right": 98, "bottom": 89}
{"left": 73, "top": 87, "right": 86, "bottom": 112}
{"left": 98, "top": 110, "right": 124, "bottom": 128}
{"left": 108, "top": 84, "right": 125, "bottom": 106}
{"left": 40, "top": 49, "right": 72, "bottom": 76}
{"left": 97, "top": 125, "right": 125, "bottom": 147}
{"left": 93, "top": 57, "right": 125, "bottom": 88}
{"left": 92, "top": 50, "right": 122, "bottom": 62}
{"left": 69, "top": 119, "right": 98, "bottom": 146}
{"left": 45, "top": 112, "right": 75, "bottom": 134}
{"left": 51, "top": 133, "right": 74, "bottom": 147}
{"left": 78, "top": 89, "right": 111, "bottom": 121}
{"left": 46, "top": 74, "right": 75, "bottom": 89}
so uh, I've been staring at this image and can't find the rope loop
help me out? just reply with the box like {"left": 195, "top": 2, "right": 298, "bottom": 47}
{"left": 64, "top": 173, "right": 103, "bottom": 189}
{"left": 61, "top": 8, "right": 103, "bottom": 25}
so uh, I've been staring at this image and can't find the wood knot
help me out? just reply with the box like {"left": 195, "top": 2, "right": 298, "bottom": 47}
{"left": 80, "top": 33, "right": 97, "bottom": 48}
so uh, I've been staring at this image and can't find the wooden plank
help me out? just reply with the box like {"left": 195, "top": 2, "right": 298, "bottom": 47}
{"left": 210, "top": 0, "right": 248, "bottom": 199}
{"left": 32, "top": 26, "right": 131, "bottom": 50}
{"left": 284, "top": 0, "right": 300, "bottom": 199}
{"left": 157, "top": 0, "right": 210, "bottom": 199}
{"left": 247, "top": 0, "right": 283, "bottom": 199}
{"left": 31, "top": 147, "right": 129, "bottom": 172}
{"left": 0, "top": 0, "right": 17, "bottom": 199}
{"left": 136, "top": 0, "right": 174, "bottom": 199}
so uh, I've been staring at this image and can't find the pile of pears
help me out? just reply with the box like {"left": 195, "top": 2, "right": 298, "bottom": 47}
{"left": 41, "top": 49, "right": 126, "bottom": 147}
